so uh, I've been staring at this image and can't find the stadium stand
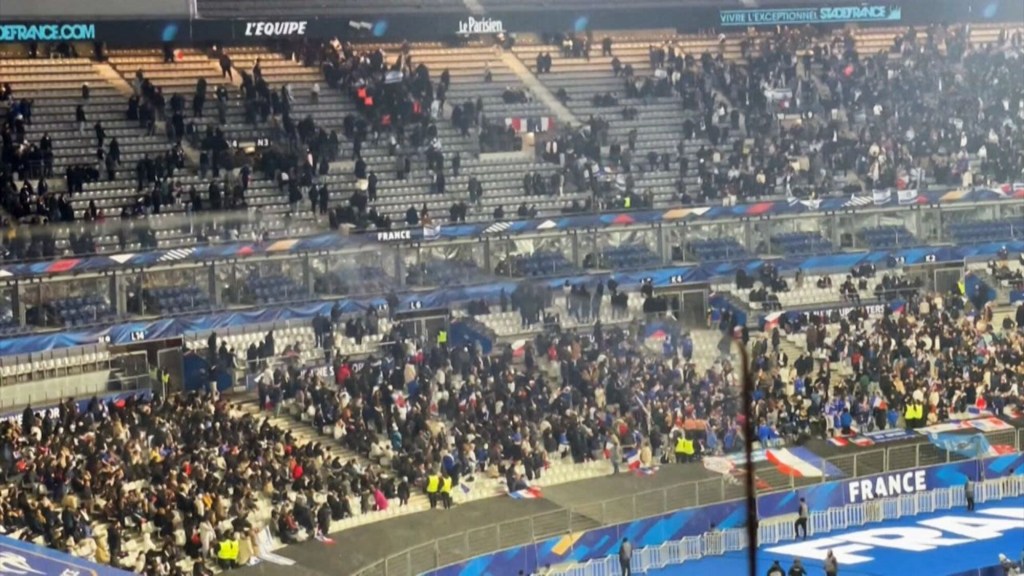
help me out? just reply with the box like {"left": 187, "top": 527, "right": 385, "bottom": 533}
{"left": 0, "top": 18, "right": 1022, "bottom": 576}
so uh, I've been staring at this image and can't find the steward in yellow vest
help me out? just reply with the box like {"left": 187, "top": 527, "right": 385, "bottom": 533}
{"left": 216, "top": 533, "right": 239, "bottom": 568}
{"left": 675, "top": 435, "right": 694, "bottom": 463}
{"left": 440, "top": 474, "right": 454, "bottom": 510}
{"left": 426, "top": 473, "right": 440, "bottom": 509}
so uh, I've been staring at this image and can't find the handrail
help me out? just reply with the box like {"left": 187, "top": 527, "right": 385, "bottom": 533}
{"left": 354, "top": 428, "right": 1022, "bottom": 576}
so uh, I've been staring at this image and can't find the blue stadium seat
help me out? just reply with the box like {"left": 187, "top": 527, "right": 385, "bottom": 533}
{"left": 145, "top": 286, "right": 213, "bottom": 314}
{"left": 771, "top": 232, "right": 835, "bottom": 257}
{"left": 948, "top": 219, "right": 1023, "bottom": 245}
{"left": 688, "top": 239, "right": 749, "bottom": 262}
{"left": 598, "top": 244, "right": 661, "bottom": 269}
{"left": 857, "top": 226, "right": 920, "bottom": 249}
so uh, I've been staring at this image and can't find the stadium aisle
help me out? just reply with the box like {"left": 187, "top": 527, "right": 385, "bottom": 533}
{"left": 647, "top": 497, "right": 1024, "bottom": 576}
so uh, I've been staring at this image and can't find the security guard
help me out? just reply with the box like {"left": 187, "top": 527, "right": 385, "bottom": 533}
{"left": 440, "top": 472, "right": 454, "bottom": 510}
{"left": 426, "top": 472, "right": 440, "bottom": 509}
{"left": 216, "top": 531, "right": 239, "bottom": 569}
{"left": 904, "top": 401, "right": 922, "bottom": 430}
{"left": 675, "top": 434, "right": 694, "bottom": 463}
{"left": 436, "top": 328, "right": 448, "bottom": 350}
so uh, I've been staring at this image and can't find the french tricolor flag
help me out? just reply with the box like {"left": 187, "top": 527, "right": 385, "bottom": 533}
{"left": 766, "top": 449, "right": 824, "bottom": 478}
{"left": 762, "top": 312, "right": 783, "bottom": 332}
{"left": 635, "top": 466, "right": 658, "bottom": 477}
{"left": 829, "top": 436, "right": 874, "bottom": 448}
{"left": 509, "top": 487, "right": 543, "bottom": 500}
{"left": 625, "top": 449, "right": 641, "bottom": 471}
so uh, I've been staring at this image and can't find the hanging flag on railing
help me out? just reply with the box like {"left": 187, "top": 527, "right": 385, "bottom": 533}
{"left": 897, "top": 188, "right": 919, "bottom": 205}
{"left": 872, "top": 189, "right": 892, "bottom": 205}
{"left": 927, "top": 432, "right": 1014, "bottom": 458}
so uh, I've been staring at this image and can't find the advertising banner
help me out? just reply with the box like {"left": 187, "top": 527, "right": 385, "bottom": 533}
{"left": 757, "top": 461, "right": 978, "bottom": 516}
{"left": 424, "top": 458, "right": 1015, "bottom": 576}
{"left": 4, "top": 0, "right": 1023, "bottom": 44}
{"left": 428, "top": 499, "right": 748, "bottom": 576}
{"left": 0, "top": 23, "right": 97, "bottom": 42}
{"left": 0, "top": 390, "right": 152, "bottom": 425}
{"left": 719, "top": 5, "right": 902, "bottom": 27}
{"left": 0, "top": 535, "right": 135, "bottom": 576}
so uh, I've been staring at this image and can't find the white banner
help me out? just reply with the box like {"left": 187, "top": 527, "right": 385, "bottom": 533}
{"left": 897, "top": 188, "right": 918, "bottom": 205}
{"left": 872, "top": 189, "right": 892, "bottom": 205}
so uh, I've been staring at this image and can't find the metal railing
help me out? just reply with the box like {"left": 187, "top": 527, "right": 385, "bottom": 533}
{"left": 554, "top": 474, "right": 1024, "bottom": 576}
{"left": 354, "top": 429, "right": 1023, "bottom": 576}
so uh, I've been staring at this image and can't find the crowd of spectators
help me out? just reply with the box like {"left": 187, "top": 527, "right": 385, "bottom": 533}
{"left": 776, "top": 286, "right": 1023, "bottom": 438}
{"left": 543, "top": 25, "right": 1024, "bottom": 210}
{"left": 0, "top": 392, "right": 309, "bottom": 575}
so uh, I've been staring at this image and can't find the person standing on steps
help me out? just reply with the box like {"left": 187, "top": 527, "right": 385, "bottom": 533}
{"left": 795, "top": 497, "right": 809, "bottom": 540}
{"left": 618, "top": 538, "right": 633, "bottom": 576}
{"left": 426, "top": 471, "right": 440, "bottom": 509}
{"left": 610, "top": 437, "right": 621, "bottom": 475}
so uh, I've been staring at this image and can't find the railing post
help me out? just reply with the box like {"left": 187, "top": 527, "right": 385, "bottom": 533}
{"left": 853, "top": 453, "right": 858, "bottom": 478}
{"left": 915, "top": 444, "right": 920, "bottom": 468}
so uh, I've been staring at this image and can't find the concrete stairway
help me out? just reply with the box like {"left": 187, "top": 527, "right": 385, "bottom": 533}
{"left": 499, "top": 50, "right": 580, "bottom": 127}
{"left": 234, "top": 395, "right": 613, "bottom": 536}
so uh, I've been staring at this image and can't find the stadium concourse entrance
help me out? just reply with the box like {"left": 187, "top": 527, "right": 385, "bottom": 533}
{"left": 394, "top": 304, "right": 450, "bottom": 348}
{"left": 648, "top": 283, "right": 708, "bottom": 327}
{"left": 110, "top": 337, "right": 185, "bottom": 395}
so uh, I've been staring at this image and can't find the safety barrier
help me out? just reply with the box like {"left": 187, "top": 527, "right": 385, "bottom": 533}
{"left": 363, "top": 431, "right": 1022, "bottom": 576}
{"left": 545, "top": 474, "right": 1024, "bottom": 576}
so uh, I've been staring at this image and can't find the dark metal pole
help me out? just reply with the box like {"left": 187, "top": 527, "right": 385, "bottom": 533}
{"left": 737, "top": 338, "right": 757, "bottom": 576}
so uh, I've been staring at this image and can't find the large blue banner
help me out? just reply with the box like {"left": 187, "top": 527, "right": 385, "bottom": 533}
{"left": 0, "top": 390, "right": 152, "bottom": 424}
{"left": 758, "top": 462, "right": 978, "bottom": 515}
{"left": 426, "top": 457, "right": 1022, "bottom": 576}
{"left": 0, "top": 535, "right": 135, "bottom": 576}
{"left": 430, "top": 500, "right": 747, "bottom": 576}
